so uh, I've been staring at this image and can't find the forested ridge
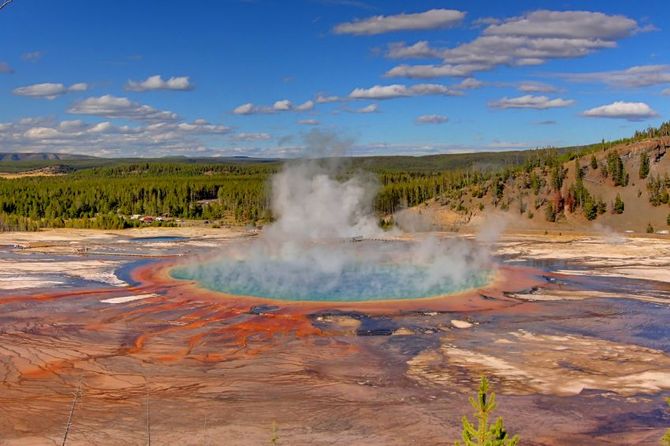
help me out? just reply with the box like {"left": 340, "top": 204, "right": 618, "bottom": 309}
{"left": 0, "top": 122, "right": 668, "bottom": 231}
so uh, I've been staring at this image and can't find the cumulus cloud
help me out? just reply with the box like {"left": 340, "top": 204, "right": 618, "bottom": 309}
{"left": 315, "top": 94, "right": 341, "bottom": 104}
{"left": 21, "top": 51, "right": 44, "bottom": 62}
{"left": 68, "top": 95, "right": 179, "bottom": 122}
{"left": 386, "top": 41, "right": 442, "bottom": 59}
{"left": 561, "top": 65, "right": 670, "bottom": 88}
{"left": 416, "top": 114, "right": 448, "bottom": 124}
{"left": 333, "top": 9, "right": 465, "bottom": 35}
{"left": 125, "top": 75, "right": 193, "bottom": 91}
{"left": 272, "top": 99, "right": 291, "bottom": 111}
{"left": 582, "top": 101, "right": 658, "bottom": 120}
{"left": 233, "top": 103, "right": 256, "bottom": 115}
{"left": 486, "top": 10, "right": 637, "bottom": 39}
{"left": 356, "top": 104, "right": 379, "bottom": 113}
{"left": 232, "top": 132, "right": 272, "bottom": 141}
{"left": 518, "top": 81, "right": 557, "bottom": 93}
{"left": 0, "top": 117, "right": 231, "bottom": 156}
{"left": 386, "top": 10, "right": 642, "bottom": 78}
{"left": 489, "top": 95, "right": 574, "bottom": 109}
{"left": 456, "top": 77, "right": 484, "bottom": 89}
{"left": 13, "top": 82, "right": 89, "bottom": 100}
{"left": 233, "top": 99, "right": 314, "bottom": 115}
{"left": 349, "top": 83, "right": 459, "bottom": 99}
{"left": 295, "top": 100, "right": 315, "bottom": 111}
{"left": 0, "top": 62, "right": 14, "bottom": 73}
{"left": 386, "top": 63, "right": 485, "bottom": 78}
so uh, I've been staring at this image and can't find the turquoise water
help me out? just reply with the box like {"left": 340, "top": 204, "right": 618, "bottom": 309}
{"left": 170, "top": 259, "right": 491, "bottom": 302}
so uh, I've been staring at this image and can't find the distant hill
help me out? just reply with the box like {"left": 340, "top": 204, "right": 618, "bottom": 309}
{"left": 406, "top": 136, "right": 670, "bottom": 234}
{"left": 0, "top": 153, "right": 99, "bottom": 162}
{"left": 0, "top": 149, "right": 572, "bottom": 175}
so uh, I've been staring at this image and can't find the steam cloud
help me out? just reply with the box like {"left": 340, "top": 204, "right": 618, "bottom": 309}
{"left": 174, "top": 130, "right": 494, "bottom": 301}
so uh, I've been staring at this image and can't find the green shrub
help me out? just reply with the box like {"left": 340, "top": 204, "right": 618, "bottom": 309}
{"left": 455, "top": 376, "right": 519, "bottom": 446}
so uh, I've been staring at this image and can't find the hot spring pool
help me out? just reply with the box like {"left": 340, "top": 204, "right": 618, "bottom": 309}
{"left": 170, "top": 258, "right": 492, "bottom": 302}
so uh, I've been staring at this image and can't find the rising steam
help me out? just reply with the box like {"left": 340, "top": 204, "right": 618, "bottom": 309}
{"left": 173, "top": 131, "right": 494, "bottom": 301}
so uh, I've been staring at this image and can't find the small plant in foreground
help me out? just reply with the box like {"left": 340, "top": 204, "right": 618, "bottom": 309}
{"left": 455, "top": 376, "right": 519, "bottom": 446}
{"left": 270, "top": 420, "right": 279, "bottom": 445}
{"left": 663, "top": 398, "right": 670, "bottom": 446}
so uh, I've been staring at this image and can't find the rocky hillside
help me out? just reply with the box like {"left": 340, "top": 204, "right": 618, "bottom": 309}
{"left": 409, "top": 136, "right": 670, "bottom": 234}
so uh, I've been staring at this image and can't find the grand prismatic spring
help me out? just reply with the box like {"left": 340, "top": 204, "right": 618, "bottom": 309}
{"left": 3, "top": 160, "right": 670, "bottom": 444}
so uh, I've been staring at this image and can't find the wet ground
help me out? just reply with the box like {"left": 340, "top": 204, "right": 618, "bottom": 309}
{"left": 0, "top": 230, "right": 669, "bottom": 445}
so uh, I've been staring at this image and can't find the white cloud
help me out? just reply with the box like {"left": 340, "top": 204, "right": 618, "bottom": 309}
{"left": 21, "top": 51, "right": 44, "bottom": 62}
{"left": 298, "top": 119, "right": 320, "bottom": 125}
{"left": 561, "top": 65, "right": 670, "bottom": 88}
{"left": 233, "top": 99, "right": 314, "bottom": 114}
{"left": 295, "top": 100, "right": 315, "bottom": 111}
{"left": 334, "top": 9, "right": 465, "bottom": 35}
{"left": 0, "top": 62, "right": 14, "bottom": 73}
{"left": 489, "top": 95, "right": 574, "bottom": 109}
{"left": 386, "top": 10, "right": 642, "bottom": 78}
{"left": 484, "top": 10, "right": 638, "bottom": 40}
{"left": 233, "top": 103, "right": 256, "bottom": 115}
{"left": 518, "top": 81, "right": 557, "bottom": 93}
{"left": 455, "top": 77, "right": 484, "bottom": 89}
{"left": 416, "top": 114, "right": 448, "bottom": 124}
{"left": 349, "top": 83, "right": 459, "bottom": 99}
{"left": 357, "top": 104, "right": 379, "bottom": 113}
{"left": 68, "top": 95, "right": 178, "bottom": 122}
{"left": 315, "top": 94, "right": 341, "bottom": 103}
{"left": 0, "top": 117, "right": 231, "bottom": 156}
{"left": 386, "top": 41, "right": 441, "bottom": 59}
{"left": 582, "top": 101, "right": 658, "bottom": 120}
{"left": 125, "top": 75, "right": 193, "bottom": 92}
{"left": 386, "top": 63, "right": 484, "bottom": 78}
{"left": 662, "top": 88, "right": 670, "bottom": 96}
{"left": 232, "top": 132, "right": 272, "bottom": 141}
{"left": 13, "top": 82, "right": 89, "bottom": 100}
{"left": 273, "top": 99, "right": 292, "bottom": 111}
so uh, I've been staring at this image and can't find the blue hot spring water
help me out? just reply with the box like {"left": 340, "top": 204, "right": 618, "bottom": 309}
{"left": 170, "top": 256, "right": 491, "bottom": 302}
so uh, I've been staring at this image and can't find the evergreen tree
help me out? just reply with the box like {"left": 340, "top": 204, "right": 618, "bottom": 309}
{"left": 583, "top": 196, "right": 598, "bottom": 221}
{"left": 613, "top": 194, "right": 624, "bottom": 214}
{"left": 575, "top": 159, "right": 584, "bottom": 180}
{"left": 663, "top": 398, "right": 670, "bottom": 446}
{"left": 639, "top": 151, "right": 650, "bottom": 179}
{"left": 550, "top": 165, "right": 565, "bottom": 192}
{"left": 545, "top": 202, "right": 556, "bottom": 222}
{"left": 455, "top": 376, "right": 519, "bottom": 446}
{"left": 607, "top": 151, "right": 627, "bottom": 186}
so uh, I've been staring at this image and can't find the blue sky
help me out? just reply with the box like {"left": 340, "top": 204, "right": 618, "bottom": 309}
{"left": 0, "top": 0, "right": 669, "bottom": 157}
